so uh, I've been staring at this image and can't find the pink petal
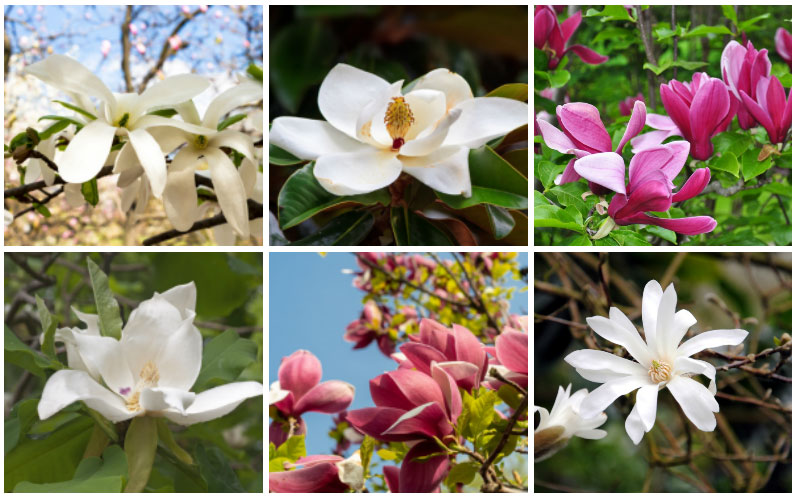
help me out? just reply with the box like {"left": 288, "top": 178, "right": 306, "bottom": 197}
{"left": 452, "top": 324, "right": 486, "bottom": 373}
{"left": 763, "top": 76, "right": 786, "bottom": 130}
{"left": 630, "top": 130, "right": 673, "bottom": 153}
{"left": 775, "top": 28, "right": 792, "bottom": 65}
{"left": 555, "top": 158, "right": 581, "bottom": 185}
{"left": 495, "top": 329, "right": 528, "bottom": 376}
{"left": 434, "top": 360, "right": 481, "bottom": 395}
{"left": 573, "top": 152, "right": 627, "bottom": 194}
{"left": 615, "top": 100, "right": 646, "bottom": 153}
{"left": 646, "top": 113, "right": 679, "bottom": 131}
{"left": 536, "top": 118, "right": 578, "bottom": 154}
{"left": 369, "top": 369, "right": 446, "bottom": 411}
{"left": 346, "top": 407, "right": 419, "bottom": 442}
{"left": 419, "top": 319, "right": 451, "bottom": 354}
{"left": 533, "top": 8, "right": 556, "bottom": 49}
{"left": 660, "top": 83, "right": 693, "bottom": 141}
{"left": 400, "top": 342, "right": 449, "bottom": 376}
{"left": 741, "top": 87, "right": 776, "bottom": 143}
{"left": 269, "top": 417, "right": 305, "bottom": 448}
{"left": 689, "top": 78, "right": 729, "bottom": 160}
{"left": 781, "top": 89, "right": 792, "bottom": 141}
{"left": 384, "top": 466, "right": 400, "bottom": 493}
{"left": 672, "top": 168, "right": 711, "bottom": 202}
{"left": 564, "top": 44, "right": 609, "bottom": 65}
{"left": 613, "top": 175, "right": 672, "bottom": 220}
{"left": 629, "top": 214, "right": 717, "bottom": 235}
{"left": 430, "top": 362, "right": 463, "bottom": 421}
{"left": 381, "top": 401, "right": 452, "bottom": 439}
{"left": 278, "top": 350, "right": 321, "bottom": 403}
{"left": 399, "top": 441, "right": 451, "bottom": 493}
{"left": 559, "top": 10, "right": 582, "bottom": 43}
{"left": 294, "top": 380, "right": 354, "bottom": 415}
{"left": 557, "top": 103, "right": 612, "bottom": 153}
{"left": 269, "top": 461, "right": 349, "bottom": 493}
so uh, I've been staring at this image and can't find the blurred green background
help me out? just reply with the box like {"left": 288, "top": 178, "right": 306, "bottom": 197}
{"left": 534, "top": 252, "right": 791, "bottom": 492}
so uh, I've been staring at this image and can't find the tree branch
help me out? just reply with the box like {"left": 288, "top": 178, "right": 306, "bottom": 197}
{"left": 142, "top": 199, "right": 262, "bottom": 245}
{"left": 136, "top": 8, "right": 205, "bottom": 93}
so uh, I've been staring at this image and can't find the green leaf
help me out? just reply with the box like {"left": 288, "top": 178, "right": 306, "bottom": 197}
{"left": 38, "top": 114, "right": 85, "bottom": 129}
{"left": 584, "top": 5, "right": 635, "bottom": 22}
{"left": 683, "top": 24, "right": 733, "bottom": 37}
{"left": 195, "top": 444, "right": 244, "bottom": 493}
{"left": 81, "top": 178, "right": 100, "bottom": 206}
{"left": 737, "top": 13, "right": 770, "bottom": 32}
{"left": 566, "top": 233, "right": 593, "bottom": 245}
{"left": 14, "top": 445, "right": 128, "bottom": 493}
{"left": 376, "top": 448, "right": 397, "bottom": 460}
{"left": 217, "top": 113, "right": 247, "bottom": 131}
{"left": 28, "top": 411, "right": 81, "bottom": 437}
{"left": 4, "top": 325, "right": 60, "bottom": 378}
{"left": 34, "top": 203, "right": 52, "bottom": 217}
{"left": 274, "top": 435, "right": 306, "bottom": 462}
{"left": 268, "top": 142, "right": 304, "bottom": 166}
{"left": 438, "top": 146, "right": 528, "bottom": 210}
{"left": 446, "top": 461, "right": 479, "bottom": 485}
{"left": 86, "top": 258, "right": 123, "bottom": 340}
{"left": 763, "top": 182, "right": 792, "bottom": 198}
{"left": 535, "top": 160, "right": 562, "bottom": 189}
{"left": 549, "top": 69, "right": 570, "bottom": 88}
{"left": 359, "top": 435, "right": 375, "bottom": 479}
{"left": 642, "top": 225, "right": 677, "bottom": 244}
{"left": 710, "top": 152, "right": 740, "bottom": 177}
{"left": 194, "top": 329, "right": 258, "bottom": 390}
{"left": 467, "top": 389, "right": 497, "bottom": 439}
{"left": 484, "top": 204, "right": 515, "bottom": 239}
{"left": 53, "top": 100, "right": 97, "bottom": 120}
{"left": 124, "top": 416, "right": 158, "bottom": 493}
{"left": 5, "top": 416, "right": 94, "bottom": 492}
{"left": 721, "top": 5, "right": 738, "bottom": 26}
{"left": 289, "top": 210, "right": 374, "bottom": 245}
{"left": 610, "top": 230, "right": 651, "bottom": 246}
{"left": 278, "top": 162, "right": 390, "bottom": 229}
{"left": 713, "top": 131, "right": 753, "bottom": 157}
{"left": 496, "top": 384, "right": 523, "bottom": 410}
{"left": 246, "top": 63, "right": 263, "bottom": 83}
{"left": 741, "top": 148, "right": 773, "bottom": 181}
{"left": 5, "top": 399, "right": 39, "bottom": 455}
{"left": 156, "top": 419, "right": 193, "bottom": 465}
{"left": 147, "top": 108, "right": 178, "bottom": 118}
{"left": 35, "top": 295, "right": 57, "bottom": 359}
{"left": 38, "top": 119, "right": 70, "bottom": 140}
{"left": 270, "top": 20, "right": 337, "bottom": 112}
{"left": 484, "top": 83, "right": 527, "bottom": 101}
{"left": 390, "top": 207, "right": 453, "bottom": 245}
{"left": 534, "top": 205, "right": 583, "bottom": 232}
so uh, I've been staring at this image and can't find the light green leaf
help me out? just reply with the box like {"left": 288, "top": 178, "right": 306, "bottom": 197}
{"left": 534, "top": 205, "right": 583, "bottom": 232}
{"left": 274, "top": 435, "right": 306, "bottom": 462}
{"left": 156, "top": 419, "right": 193, "bottom": 465}
{"left": 35, "top": 295, "right": 57, "bottom": 359}
{"left": 53, "top": 100, "right": 97, "bottom": 120}
{"left": 710, "top": 152, "right": 740, "bottom": 177}
{"left": 484, "top": 83, "right": 528, "bottom": 101}
{"left": 81, "top": 178, "right": 100, "bottom": 206}
{"left": 584, "top": 5, "right": 635, "bottom": 22}
{"left": 195, "top": 444, "right": 244, "bottom": 492}
{"left": 376, "top": 448, "right": 397, "bottom": 460}
{"left": 763, "top": 182, "right": 791, "bottom": 198}
{"left": 124, "top": 416, "right": 158, "bottom": 493}
{"left": 217, "top": 114, "right": 247, "bottom": 131}
{"left": 86, "top": 258, "right": 123, "bottom": 340}
{"left": 14, "top": 445, "right": 128, "bottom": 493}
{"left": 360, "top": 435, "right": 375, "bottom": 479}
{"left": 721, "top": 5, "right": 738, "bottom": 26}
{"left": 741, "top": 148, "right": 773, "bottom": 181}
{"left": 4, "top": 325, "right": 61, "bottom": 379}
{"left": 194, "top": 330, "right": 258, "bottom": 390}
{"left": 445, "top": 461, "right": 479, "bottom": 485}
{"left": 549, "top": 69, "right": 570, "bottom": 88}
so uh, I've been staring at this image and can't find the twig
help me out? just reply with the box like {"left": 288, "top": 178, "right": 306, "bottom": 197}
{"left": 137, "top": 7, "right": 205, "bottom": 92}
{"left": 121, "top": 6, "right": 133, "bottom": 92}
{"left": 142, "top": 199, "right": 263, "bottom": 245}
{"left": 4, "top": 166, "right": 114, "bottom": 199}
{"left": 480, "top": 391, "right": 528, "bottom": 491}
{"left": 533, "top": 313, "right": 587, "bottom": 329}
{"left": 714, "top": 391, "right": 792, "bottom": 413}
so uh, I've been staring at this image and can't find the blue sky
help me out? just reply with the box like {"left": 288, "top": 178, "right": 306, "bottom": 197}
{"left": 268, "top": 252, "right": 528, "bottom": 456}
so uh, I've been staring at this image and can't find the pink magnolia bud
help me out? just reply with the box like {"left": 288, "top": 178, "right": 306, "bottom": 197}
{"left": 243, "top": 39, "right": 250, "bottom": 49}
{"left": 199, "top": 5, "right": 208, "bottom": 12}
{"left": 100, "top": 40, "right": 111, "bottom": 57}
{"left": 168, "top": 35, "right": 182, "bottom": 51}
{"left": 181, "top": 5, "right": 191, "bottom": 14}
{"left": 128, "top": 23, "right": 138, "bottom": 35}
{"left": 136, "top": 42, "right": 146, "bottom": 55}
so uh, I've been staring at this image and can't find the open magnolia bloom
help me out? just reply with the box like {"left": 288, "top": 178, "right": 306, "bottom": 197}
{"left": 564, "top": 280, "right": 748, "bottom": 444}
{"left": 270, "top": 452, "right": 363, "bottom": 493}
{"left": 38, "top": 282, "right": 262, "bottom": 425}
{"left": 24, "top": 54, "right": 210, "bottom": 197}
{"left": 269, "top": 64, "right": 527, "bottom": 196}
{"left": 534, "top": 384, "right": 607, "bottom": 462}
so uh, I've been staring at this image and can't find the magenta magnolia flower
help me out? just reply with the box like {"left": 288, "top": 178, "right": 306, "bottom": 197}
{"left": 630, "top": 113, "right": 683, "bottom": 153}
{"left": 402, "top": 318, "right": 489, "bottom": 391}
{"left": 775, "top": 28, "right": 792, "bottom": 66}
{"left": 485, "top": 327, "right": 528, "bottom": 390}
{"left": 534, "top": 6, "right": 609, "bottom": 69}
{"left": 739, "top": 75, "right": 793, "bottom": 145}
{"left": 619, "top": 93, "right": 645, "bottom": 116}
{"left": 574, "top": 141, "right": 717, "bottom": 235}
{"left": 269, "top": 455, "right": 351, "bottom": 493}
{"left": 344, "top": 300, "right": 395, "bottom": 357}
{"left": 660, "top": 73, "right": 738, "bottom": 160}
{"left": 269, "top": 350, "right": 355, "bottom": 447}
{"left": 721, "top": 40, "right": 772, "bottom": 130}
{"left": 346, "top": 366, "right": 462, "bottom": 492}
{"left": 536, "top": 101, "right": 646, "bottom": 194}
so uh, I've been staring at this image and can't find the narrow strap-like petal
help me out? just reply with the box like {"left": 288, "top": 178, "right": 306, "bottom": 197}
{"left": 615, "top": 100, "right": 646, "bottom": 153}
{"left": 672, "top": 168, "right": 711, "bottom": 203}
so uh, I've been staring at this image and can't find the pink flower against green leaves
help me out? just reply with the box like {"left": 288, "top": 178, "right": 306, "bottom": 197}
{"left": 619, "top": 93, "right": 645, "bottom": 116}
{"left": 537, "top": 101, "right": 646, "bottom": 194}
{"left": 775, "top": 28, "right": 791, "bottom": 66}
{"left": 630, "top": 113, "right": 682, "bottom": 153}
{"left": 721, "top": 40, "right": 772, "bottom": 130}
{"left": 344, "top": 300, "right": 397, "bottom": 357}
{"left": 574, "top": 141, "right": 717, "bottom": 235}
{"left": 534, "top": 6, "right": 609, "bottom": 69}
{"left": 739, "top": 75, "right": 792, "bottom": 145}
{"left": 269, "top": 350, "right": 355, "bottom": 447}
{"left": 660, "top": 73, "right": 738, "bottom": 160}
{"left": 485, "top": 327, "right": 528, "bottom": 390}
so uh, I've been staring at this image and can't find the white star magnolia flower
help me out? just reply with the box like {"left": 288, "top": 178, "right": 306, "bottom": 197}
{"left": 269, "top": 64, "right": 528, "bottom": 196}
{"left": 38, "top": 282, "right": 262, "bottom": 425}
{"left": 534, "top": 384, "right": 607, "bottom": 461}
{"left": 24, "top": 54, "right": 210, "bottom": 198}
{"left": 565, "top": 280, "right": 748, "bottom": 445}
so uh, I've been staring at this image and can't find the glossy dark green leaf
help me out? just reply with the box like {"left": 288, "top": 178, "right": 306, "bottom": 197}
{"left": 289, "top": 210, "right": 374, "bottom": 245}
{"left": 278, "top": 162, "right": 390, "bottom": 229}
{"left": 86, "top": 258, "right": 122, "bottom": 340}
{"left": 124, "top": 416, "right": 158, "bottom": 493}
{"left": 484, "top": 204, "right": 515, "bottom": 239}
{"left": 195, "top": 444, "right": 245, "bottom": 493}
{"left": 484, "top": 83, "right": 528, "bottom": 102}
{"left": 268, "top": 142, "right": 304, "bottom": 166}
{"left": 390, "top": 207, "right": 453, "bottom": 246}
{"left": 194, "top": 330, "right": 258, "bottom": 390}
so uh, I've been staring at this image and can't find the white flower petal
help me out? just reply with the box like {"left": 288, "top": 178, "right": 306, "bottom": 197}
{"left": 399, "top": 145, "right": 471, "bottom": 196}
{"left": 205, "top": 147, "right": 250, "bottom": 239}
{"left": 676, "top": 329, "right": 749, "bottom": 358}
{"left": 122, "top": 297, "right": 185, "bottom": 376}
{"left": 667, "top": 376, "right": 719, "bottom": 431}
{"left": 574, "top": 423, "right": 608, "bottom": 440}
{"left": 202, "top": 80, "right": 263, "bottom": 129}
{"left": 149, "top": 126, "right": 190, "bottom": 154}
{"left": 318, "top": 63, "right": 391, "bottom": 138}
{"left": 175, "top": 100, "right": 203, "bottom": 126}
{"left": 70, "top": 333, "right": 135, "bottom": 397}
{"left": 162, "top": 381, "right": 263, "bottom": 426}
{"left": 38, "top": 369, "right": 135, "bottom": 422}
{"left": 269, "top": 381, "right": 290, "bottom": 404}
{"left": 58, "top": 120, "right": 117, "bottom": 184}
{"left": 585, "top": 313, "right": 651, "bottom": 366}
{"left": 655, "top": 284, "right": 678, "bottom": 360}
{"left": 634, "top": 384, "right": 660, "bottom": 432}
{"left": 212, "top": 222, "right": 238, "bottom": 246}
{"left": 158, "top": 282, "right": 197, "bottom": 317}
{"left": 72, "top": 308, "right": 101, "bottom": 336}
{"left": 163, "top": 147, "right": 200, "bottom": 232}
{"left": 140, "top": 387, "right": 196, "bottom": 414}
{"left": 208, "top": 130, "right": 255, "bottom": 160}
{"left": 580, "top": 375, "right": 650, "bottom": 419}
{"left": 113, "top": 141, "right": 144, "bottom": 188}
{"left": 134, "top": 74, "right": 210, "bottom": 116}
{"left": 133, "top": 114, "right": 214, "bottom": 135}
{"left": 641, "top": 280, "right": 663, "bottom": 347}
{"left": 401, "top": 108, "right": 461, "bottom": 157}
{"left": 155, "top": 318, "right": 203, "bottom": 391}
{"left": 126, "top": 128, "right": 167, "bottom": 198}
{"left": 403, "top": 88, "right": 447, "bottom": 141}
{"left": 442, "top": 97, "right": 527, "bottom": 148}
{"left": 624, "top": 401, "right": 646, "bottom": 445}
{"left": 564, "top": 349, "right": 645, "bottom": 377}
{"left": 674, "top": 356, "right": 717, "bottom": 394}
{"left": 314, "top": 148, "right": 402, "bottom": 196}
{"left": 239, "top": 157, "right": 258, "bottom": 199}
{"left": 574, "top": 367, "right": 629, "bottom": 383}
{"left": 64, "top": 183, "right": 86, "bottom": 208}
{"left": 356, "top": 81, "right": 403, "bottom": 148}
{"left": 669, "top": 309, "right": 697, "bottom": 356}
{"left": 24, "top": 54, "right": 116, "bottom": 116}
{"left": 412, "top": 68, "right": 474, "bottom": 111}
{"left": 269, "top": 117, "right": 368, "bottom": 161}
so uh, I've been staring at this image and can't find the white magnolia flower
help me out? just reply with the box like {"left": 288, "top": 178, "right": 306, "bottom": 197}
{"left": 565, "top": 280, "right": 748, "bottom": 444}
{"left": 269, "top": 64, "right": 527, "bottom": 196}
{"left": 534, "top": 384, "right": 607, "bottom": 461}
{"left": 38, "top": 282, "right": 262, "bottom": 425}
{"left": 24, "top": 54, "right": 210, "bottom": 197}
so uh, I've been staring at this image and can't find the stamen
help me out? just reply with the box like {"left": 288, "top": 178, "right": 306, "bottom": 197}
{"left": 648, "top": 360, "right": 672, "bottom": 383}
{"left": 194, "top": 135, "right": 208, "bottom": 149}
{"left": 125, "top": 361, "right": 160, "bottom": 412}
{"left": 384, "top": 97, "right": 414, "bottom": 151}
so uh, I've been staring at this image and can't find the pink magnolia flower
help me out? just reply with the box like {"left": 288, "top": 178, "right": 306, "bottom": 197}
{"left": 100, "top": 40, "right": 111, "bottom": 58}
{"left": 775, "top": 28, "right": 791, "bottom": 66}
{"left": 536, "top": 101, "right": 646, "bottom": 194}
{"left": 660, "top": 73, "right": 738, "bottom": 160}
{"left": 270, "top": 453, "right": 360, "bottom": 492}
{"left": 619, "top": 93, "right": 645, "bottom": 116}
{"left": 344, "top": 300, "right": 395, "bottom": 357}
{"left": 346, "top": 366, "right": 461, "bottom": 492}
{"left": 739, "top": 75, "right": 792, "bottom": 145}
{"left": 485, "top": 327, "right": 528, "bottom": 390}
{"left": 402, "top": 318, "right": 489, "bottom": 391}
{"left": 269, "top": 350, "right": 355, "bottom": 447}
{"left": 630, "top": 113, "right": 682, "bottom": 153}
{"left": 534, "top": 6, "right": 609, "bottom": 69}
{"left": 721, "top": 40, "right": 771, "bottom": 130}
{"left": 574, "top": 141, "right": 717, "bottom": 235}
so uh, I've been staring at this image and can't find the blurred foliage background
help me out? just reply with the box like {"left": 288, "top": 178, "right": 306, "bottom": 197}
{"left": 4, "top": 252, "right": 263, "bottom": 492}
{"left": 534, "top": 252, "right": 791, "bottom": 492}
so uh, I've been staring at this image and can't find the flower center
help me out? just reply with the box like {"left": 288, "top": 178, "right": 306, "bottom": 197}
{"left": 116, "top": 112, "right": 130, "bottom": 128}
{"left": 384, "top": 97, "right": 414, "bottom": 151}
{"left": 648, "top": 360, "right": 672, "bottom": 383}
{"left": 194, "top": 134, "right": 208, "bottom": 149}
{"left": 124, "top": 360, "right": 160, "bottom": 412}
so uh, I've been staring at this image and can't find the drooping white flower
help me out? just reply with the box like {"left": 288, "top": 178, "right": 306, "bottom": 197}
{"left": 269, "top": 64, "right": 527, "bottom": 196}
{"left": 534, "top": 384, "right": 607, "bottom": 462}
{"left": 564, "top": 280, "right": 748, "bottom": 445}
{"left": 38, "top": 282, "right": 262, "bottom": 425}
{"left": 24, "top": 54, "right": 210, "bottom": 197}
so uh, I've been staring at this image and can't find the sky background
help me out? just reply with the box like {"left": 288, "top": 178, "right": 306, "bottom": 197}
{"left": 269, "top": 252, "right": 528, "bottom": 456}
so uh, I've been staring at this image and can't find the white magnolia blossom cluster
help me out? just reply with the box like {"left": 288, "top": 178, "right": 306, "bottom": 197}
{"left": 21, "top": 54, "right": 263, "bottom": 243}
{"left": 536, "top": 280, "right": 748, "bottom": 459}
